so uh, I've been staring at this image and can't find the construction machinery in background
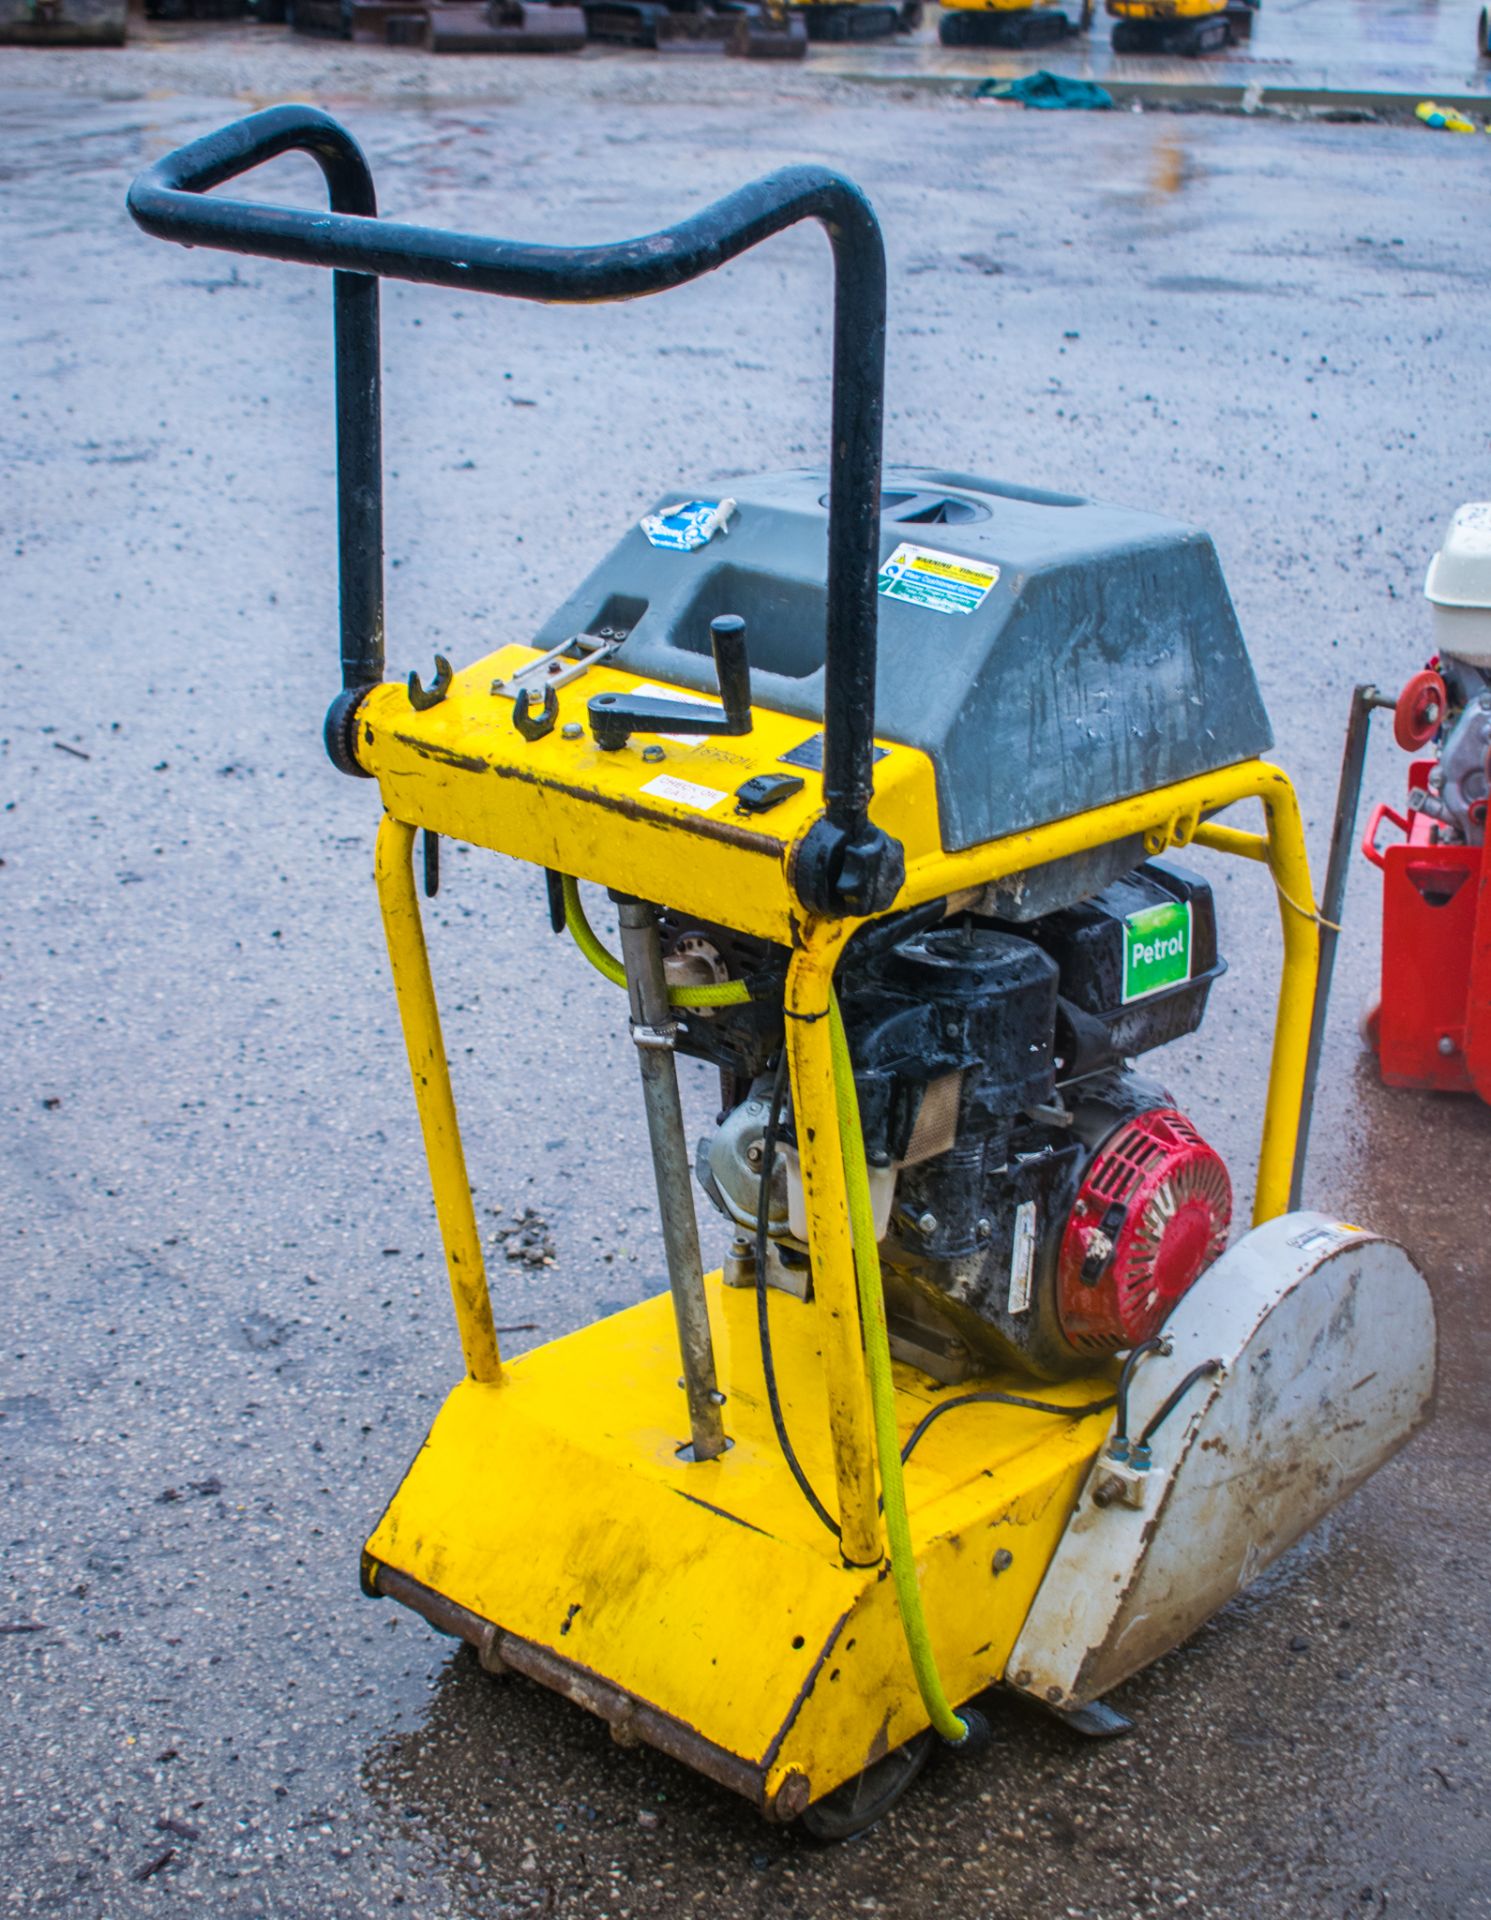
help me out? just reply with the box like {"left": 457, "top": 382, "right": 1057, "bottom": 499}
{"left": 1107, "top": 0, "right": 1257, "bottom": 53}
{"left": 599, "top": 0, "right": 807, "bottom": 55}
{"left": 0, "top": 0, "right": 125, "bottom": 41}
{"left": 586, "top": 0, "right": 906, "bottom": 48}
{"left": 1356, "top": 505, "right": 1491, "bottom": 1102}
{"left": 271, "top": 0, "right": 586, "bottom": 46}
{"left": 939, "top": 0, "right": 1088, "bottom": 50}
{"left": 128, "top": 104, "right": 1436, "bottom": 1842}
{"left": 272, "top": 0, "right": 810, "bottom": 52}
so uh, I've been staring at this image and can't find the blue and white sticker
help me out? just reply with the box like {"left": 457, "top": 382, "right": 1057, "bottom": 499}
{"left": 640, "top": 498, "right": 737, "bottom": 552}
{"left": 877, "top": 541, "right": 999, "bottom": 616}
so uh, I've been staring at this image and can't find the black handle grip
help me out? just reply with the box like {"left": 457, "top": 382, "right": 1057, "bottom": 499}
{"left": 710, "top": 617, "right": 751, "bottom": 732}
{"left": 128, "top": 104, "right": 899, "bottom": 911}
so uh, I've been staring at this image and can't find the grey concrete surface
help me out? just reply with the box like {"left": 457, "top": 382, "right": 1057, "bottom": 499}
{"left": 2, "top": 52, "right": 1489, "bottom": 1920}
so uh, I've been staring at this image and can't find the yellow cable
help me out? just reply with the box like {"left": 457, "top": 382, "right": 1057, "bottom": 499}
{"left": 560, "top": 873, "right": 750, "bottom": 1008}
{"left": 827, "top": 988, "right": 971, "bottom": 1747}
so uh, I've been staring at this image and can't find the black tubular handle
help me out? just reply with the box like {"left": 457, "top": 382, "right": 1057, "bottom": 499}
{"left": 127, "top": 104, "right": 902, "bottom": 914}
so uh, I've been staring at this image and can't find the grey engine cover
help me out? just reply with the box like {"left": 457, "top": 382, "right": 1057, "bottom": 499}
{"left": 533, "top": 467, "right": 1273, "bottom": 854}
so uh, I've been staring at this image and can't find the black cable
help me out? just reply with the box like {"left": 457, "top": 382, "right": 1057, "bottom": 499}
{"left": 1136, "top": 1360, "right": 1223, "bottom": 1451}
{"left": 1115, "top": 1336, "right": 1168, "bottom": 1443}
{"left": 899, "top": 1387, "right": 1117, "bottom": 1472}
{"left": 755, "top": 1051, "right": 841, "bottom": 1540}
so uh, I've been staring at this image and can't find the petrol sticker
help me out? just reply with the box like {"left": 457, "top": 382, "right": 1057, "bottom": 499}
{"left": 1122, "top": 899, "right": 1192, "bottom": 1003}
{"left": 640, "top": 499, "right": 737, "bottom": 552}
{"left": 640, "top": 773, "right": 726, "bottom": 813}
{"left": 877, "top": 542, "right": 1000, "bottom": 616}
{"left": 1008, "top": 1201, "right": 1037, "bottom": 1315}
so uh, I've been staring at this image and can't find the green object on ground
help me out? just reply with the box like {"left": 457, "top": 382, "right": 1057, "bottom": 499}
{"left": 978, "top": 70, "right": 1114, "bottom": 110}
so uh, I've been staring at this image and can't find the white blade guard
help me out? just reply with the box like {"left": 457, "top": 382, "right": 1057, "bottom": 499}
{"left": 1008, "top": 1213, "right": 1437, "bottom": 1712}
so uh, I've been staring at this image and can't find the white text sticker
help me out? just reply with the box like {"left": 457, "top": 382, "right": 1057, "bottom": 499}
{"left": 641, "top": 773, "right": 727, "bottom": 813}
{"left": 1008, "top": 1201, "right": 1037, "bottom": 1314}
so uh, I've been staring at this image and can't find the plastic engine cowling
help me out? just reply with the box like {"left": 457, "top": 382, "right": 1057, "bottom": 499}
{"left": 1056, "top": 1107, "right": 1231, "bottom": 1353}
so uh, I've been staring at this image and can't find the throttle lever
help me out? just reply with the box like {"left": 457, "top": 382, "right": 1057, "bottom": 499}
{"left": 589, "top": 615, "right": 753, "bottom": 752}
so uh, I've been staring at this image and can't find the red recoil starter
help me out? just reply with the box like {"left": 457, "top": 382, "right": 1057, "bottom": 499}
{"left": 1057, "top": 1108, "right": 1232, "bottom": 1353}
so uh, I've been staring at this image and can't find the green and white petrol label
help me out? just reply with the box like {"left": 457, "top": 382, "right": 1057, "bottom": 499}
{"left": 1122, "top": 899, "right": 1192, "bottom": 1003}
{"left": 877, "top": 542, "right": 999, "bottom": 616}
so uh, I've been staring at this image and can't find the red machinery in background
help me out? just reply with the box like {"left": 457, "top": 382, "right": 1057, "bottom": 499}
{"left": 1360, "top": 505, "right": 1491, "bottom": 1100}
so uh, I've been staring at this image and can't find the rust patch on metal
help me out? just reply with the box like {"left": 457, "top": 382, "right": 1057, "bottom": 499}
{"left": 373, "top": 1564, "right": 767, "bottom": 1809}
{"left": 771, "top": 1769, "right": 812, "bottom": 1821}
{"left": 386, "top": 733, "right": 788, "bottom": 858}
{"left": 392, "top": 733, "right": 490, "bottom": 774}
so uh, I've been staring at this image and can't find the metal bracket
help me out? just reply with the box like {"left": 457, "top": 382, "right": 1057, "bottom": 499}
{"left": 491, "top": 631, "right": 624, "bottom": 703}
{"left": 408, "top": 653, "right": 453, "bottom": 712}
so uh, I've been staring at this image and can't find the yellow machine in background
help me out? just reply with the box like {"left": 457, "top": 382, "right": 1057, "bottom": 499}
{"left": 939, "top": 0, "right": 1088, "bottom": 48}
{"left": 129, "top": 106, "right": 1436, "bottom": 1840}
{"left": 1108, "top": 0, "right": 1256, "bottom": 54}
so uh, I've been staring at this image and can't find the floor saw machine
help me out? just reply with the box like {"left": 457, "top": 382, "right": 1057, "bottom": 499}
{"left": 128, "top": 108, "right": 1437, "bottom": 1838}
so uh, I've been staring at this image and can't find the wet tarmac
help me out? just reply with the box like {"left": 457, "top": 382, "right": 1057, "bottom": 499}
{"left": 2, "top": 48, "right": 1490, "bottom": 1920}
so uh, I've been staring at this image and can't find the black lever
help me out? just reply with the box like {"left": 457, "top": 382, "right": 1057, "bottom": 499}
{"left": 589, "top": 616, "right": 753, "bottom": 753}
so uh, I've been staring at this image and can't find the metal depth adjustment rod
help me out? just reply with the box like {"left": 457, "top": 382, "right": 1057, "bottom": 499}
{"left": 125, "top": 102, "right": 904, "bottom": 919}
{"left": 590, "top": 614, "right": 753, "bottom": 752}
{"left": 614, "top": 898, "right": 729, "bottom": 1462}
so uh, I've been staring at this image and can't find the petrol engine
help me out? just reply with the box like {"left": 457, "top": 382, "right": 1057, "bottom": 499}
{"left": 680, "top": 859, "right": 1231, "bottom": 1380}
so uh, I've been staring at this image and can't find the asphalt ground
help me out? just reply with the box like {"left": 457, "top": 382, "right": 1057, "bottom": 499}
{"left": 2, "top": 48, "right": 1489, "bottom": 1920}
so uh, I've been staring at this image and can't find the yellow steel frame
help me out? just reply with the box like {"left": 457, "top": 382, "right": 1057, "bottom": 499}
{"left": 360, "top": 651, "right": 1320, "bottom": 1808}
{"left": 1108, "top": 0, "right": 1229, "bottom": 19}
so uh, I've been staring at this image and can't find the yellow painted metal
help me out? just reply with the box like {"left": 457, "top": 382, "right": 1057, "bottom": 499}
{"left": 1192, "top": 821, "right": 1269, "bottom": 865}
{"left": 944, "top": 0, "right": 1072, "bottom": 14}
{"left": 1110, "top": 0, "right": 1227, "bottom": 18}
{"left": 364, "top": 1274, "right": 1112, "bottom": 1806}
{"left": 783, "top": 934, "right": 881, "bottom": 1568}
{"left": 374, "top": 814, "right": 501, "bottom": 1384}
{"left": 358, "top": 647, "right": 1325, "bottom": 1804}
{"left": 356, "top": 655, "right": 1319, "bottom": 1228}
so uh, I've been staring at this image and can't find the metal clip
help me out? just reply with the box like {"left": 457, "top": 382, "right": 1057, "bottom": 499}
{"left": 630, "top": 1020, "right": 678, "bottom": 1051}
{"left": 513, "top": 683, "right": 559, "bottom": 742}
{"left": 408, "top": 653, "right": 453, "bottom": 712}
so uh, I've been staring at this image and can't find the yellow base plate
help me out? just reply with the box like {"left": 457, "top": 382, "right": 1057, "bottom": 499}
{"left": 365, "top": 1274, "right": 1113, "bottom": 1814}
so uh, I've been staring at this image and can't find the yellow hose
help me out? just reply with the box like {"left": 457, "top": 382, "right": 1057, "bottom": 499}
{"left": 560, "top": 873, "right": 750, "bottom": 1008}
{"left": 828, "top": 987, "right": 971, "bottom": 1746}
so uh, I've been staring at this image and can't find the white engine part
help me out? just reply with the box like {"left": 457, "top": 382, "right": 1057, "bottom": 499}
{"left": 1006, "top": 1212, "right": 1436, "bottom": 1712}
{"left": 1426, "top": 500, "right": 1491, "bottom": 667}
{"left": 779, "top": 1141, "right": 897, "bottom": 1244}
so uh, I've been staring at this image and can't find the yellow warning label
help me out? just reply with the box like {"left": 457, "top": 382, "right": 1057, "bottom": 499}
{"left": 877, "top": 542, "right": 1000, "bottom": 615}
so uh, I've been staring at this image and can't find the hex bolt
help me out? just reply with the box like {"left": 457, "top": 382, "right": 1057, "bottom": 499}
{"left": 991, "top": 1548, "right": 1013, "bottom": 1576}
{"left": 976, "top": 1216, "right": 993, "bottom": 1241}
{"left": 561, "top": 722, "right": 582, "bottom": 740}
{"left": 641, "top": 744, "right": 666, "bottom": 763}
{"left": 917, "top": 1211, "right": 938, "bottom": 1237}
{"left": 745, "top": 1142, "right": 764, "bottom": 1168}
